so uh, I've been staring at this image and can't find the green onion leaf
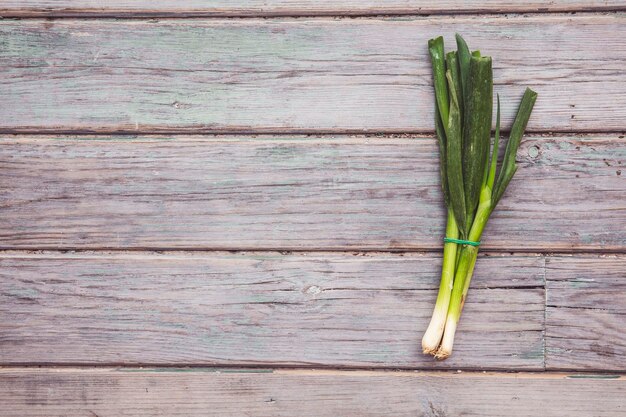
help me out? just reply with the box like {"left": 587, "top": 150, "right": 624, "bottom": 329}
{"left": 493, "top": 88, "right": 538, "bottom": 206}
{"left": 486, "top": 94, "right": 501, "bottom": 191}
{"left": 435, "top": 103, "right": 451, "bottom": 208}
{"left": 428, "top": 37, "right": 450, "bottom": 134}
{"left": 462, "top": 55, "right": 493, "bottom": 228}
{"left": 445, "top": 70, "right": 467, "bottom": 236}
{"left": 455, "top": 34, "right": 471, "bottom": 110}
{"left": 446, "top": 51, "right": 463, "bottom": 120}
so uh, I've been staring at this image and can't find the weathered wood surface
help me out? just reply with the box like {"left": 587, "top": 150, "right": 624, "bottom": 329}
{"left": 546, "top": 255, "right": 626, "bottom": 371}
{"left": 5, "top": 251, "right": 624, "bottom": 370}
{"left": 1, "top": 135, "right": 623, "bottom": 251}
{"left": 1, "top": 15, "right": 625, "bottom": 133}
{"left": 1, "top": 368, "right": 624, "bottom": 417}
{"left": 0, "top": 252, "right": 545, "bottom": 369}
{"left": 3, "top": 1, "right": 625, "bottom": 16}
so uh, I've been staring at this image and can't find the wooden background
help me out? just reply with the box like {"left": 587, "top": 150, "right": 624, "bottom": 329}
{"left": 1, "top": 1, "right": 625, "bottom": 415}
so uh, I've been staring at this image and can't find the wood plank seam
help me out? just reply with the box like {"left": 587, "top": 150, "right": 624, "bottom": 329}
{"left": 2, "top": 247, "right": 625, "bottom": 254}
{"left": 3, "top": 7, "right": 626, "bottom": 18}
{"left": 542, "top": 255, "right": 547, "bottom": 371}
{"left": 0, "top": 367, "right": 623, "bottom": 376}
{"left": 3, "top": 129, "right": 626, "bottom": 136}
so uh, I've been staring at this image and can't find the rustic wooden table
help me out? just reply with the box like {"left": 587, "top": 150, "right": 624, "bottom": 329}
{"left": 1, "top": 1, "right": 625, "bottom": 416}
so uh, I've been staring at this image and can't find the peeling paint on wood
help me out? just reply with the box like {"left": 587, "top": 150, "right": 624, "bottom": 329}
{"left": 0, "top": 368, "right": 624, "bottom": 417}
{"left": 0, "top": 135, "right": 623, "bottom": 251}
{"left": 0, "top": 15, "right": 624, "bottom": 133}
{"left": 546, "top": 255, "right": 626, "bottom": 371}
{"left": 0, "top": 252, "right": 545, "bottom": 369}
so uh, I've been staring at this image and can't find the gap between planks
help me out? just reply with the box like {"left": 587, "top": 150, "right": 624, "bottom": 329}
{"left": 2, "top": 7, "right": 626, "bottom": 18}
{"left": 2, "top": 128, "right": 626, "bottom": 138}
{"left": 0, "top": 367, "right": 623, "bottom": 379}
{"left": 2, "top": 363, "right": 625, "bottom": 374}
{"left": 0, "top": 250, "right": 623, "bottom": 258}
{"left": 1, "top": 131, "right": 625, "bottom": 137}
{"left": 0, "top": 247, "right": 624, "bottom": 255}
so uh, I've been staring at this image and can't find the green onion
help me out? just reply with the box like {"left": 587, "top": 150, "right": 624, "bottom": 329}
{"left": 421, "top": 34, "right": 537, "bottom": 359}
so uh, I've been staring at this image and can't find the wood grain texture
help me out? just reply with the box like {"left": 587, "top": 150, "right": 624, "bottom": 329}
{"left": 1, "top": 135, "right": 623, "bottom": 251}
{"left": 2, "top": 1, "right": 625, "bottom": 16}
{"left": 1, "top": 368, "right": 625, "bottom": 417}
{"left": 0, "top": 252, "right": 545, "bottom": 369}
{"left": 1, "top": 15, "right": 625, "bottom": 133}
{"left": 546, "top": 255, "right": 626, "bottom": 371}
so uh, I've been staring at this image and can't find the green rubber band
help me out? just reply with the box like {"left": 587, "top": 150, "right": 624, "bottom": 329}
{"left": 443, "top": 237, "right": 481, "bottom": 246}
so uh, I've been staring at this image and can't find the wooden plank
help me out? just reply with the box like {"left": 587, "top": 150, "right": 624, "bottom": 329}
{"left": 1, "top": 368, "right": 625, "bottom": 417}
{"left": 1, "top": 15, "right": 624, "bottom": 133}
{"left": 2, "top": 1, "right": 625, "bottom": 17}
{"left": 1, "top": 135, "right": 623, "bottom": 251}
{"left": 546, "top": 255, "right": 626, "bottom": 371}
{"left": 0, "top": 252, "right": 545, "bottom": 369}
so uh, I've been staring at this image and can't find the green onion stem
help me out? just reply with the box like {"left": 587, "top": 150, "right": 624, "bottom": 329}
{"left": 436, "top": 187, "right": 491, "bottom": 359}
{"left": 422, "top": 209, "right": 459, "bottom": 354}
{"left": 435, "top": 244, "right": 477, "bottom": 359}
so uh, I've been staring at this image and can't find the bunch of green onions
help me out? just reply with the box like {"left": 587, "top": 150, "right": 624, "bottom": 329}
{"left": 421, "top": 34, "right": 537, "bottom": 359}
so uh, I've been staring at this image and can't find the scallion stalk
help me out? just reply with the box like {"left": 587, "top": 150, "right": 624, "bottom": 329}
{"left": 422, "top": 210, "right": 458, "bottom": 354}
{"left": 422, "top": 37, "right": 461, "bottom": 354}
